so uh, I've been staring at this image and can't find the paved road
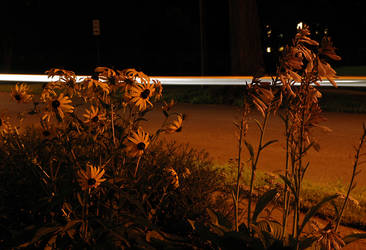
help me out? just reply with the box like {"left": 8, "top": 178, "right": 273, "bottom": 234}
{"left": 2, "top": 92, "right": 366, "bottom": 186}
{"left": 144, "top": 103, "right": 366, "bottom": 187}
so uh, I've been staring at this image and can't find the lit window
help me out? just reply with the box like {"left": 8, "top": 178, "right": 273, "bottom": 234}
{"left": 266, "top": 47, "right": 272, "bottom": 53}
{"left": 267, "top": 30, "right": 272, "bottom": 37}
{"left": 297, "top": 22, "right": 303, "bottom": 30}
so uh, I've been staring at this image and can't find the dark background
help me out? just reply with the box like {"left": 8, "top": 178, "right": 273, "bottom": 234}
{"left": 2, "top": 0, "right": 366, "bottom": 76}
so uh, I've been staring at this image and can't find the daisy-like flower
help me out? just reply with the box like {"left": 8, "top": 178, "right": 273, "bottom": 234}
{"left": 42, "top": 93, "right": 74, "bottom": 122}
{"left": 82, "top": 78, "right": 110, "bottom": 95}
{"left": 39, "top": 121, "right": 57, "bottom": 140}
{"left": 0, "top": 112, "right": 11, "bottom": 135}
{"left": 83, "top": 105, "right": 106, "bottom": 124}
{"left": 164, "top": 167, "right": 179, "bottom": 189}
{"left": 152, "top": 79, "right": 163, "bottom": 100}
{"left": 126, "top": 127, "right": 150, "bottom": 157}
{"left": 95, "top": 67, "right": 123, "bottom": 90}
{"left": 40, "top": 82, "right": 58, "bottom": 102}
{"left": 165, "top": 114, "right": 183, "bottom": 133}
{"left": 77, "top": 163, "right": 106, "bottom": 191}
{"left": 11, "top": 83, "right": 32, "bottom": 103}
{"left": 127, "top": 83, "right": 155, "bottom": 111}
{"left": 182, "top": 167, "right": 191, "bottom": 179}
{"left": 45, "top": 68, "right": 79, "bottom": 97}
{"left": 162, "top": 99, "right": 175, "bottom": 112}
{"left": 310, "top": 221, "right": 345, "bottom": 250}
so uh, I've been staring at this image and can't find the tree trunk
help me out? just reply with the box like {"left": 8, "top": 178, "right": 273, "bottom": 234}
{"left": 229, "top": 0, "right": 265, "bottom": 75}
{"left": 1, "top": 37, "right": 13, "bottom": 72}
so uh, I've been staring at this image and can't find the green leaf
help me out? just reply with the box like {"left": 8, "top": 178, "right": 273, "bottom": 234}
{"left": 298, "top": 194, "right": 339, "bottom": 236}
{"left": 238, "top": 223, "right": 250, "bottom": 236}
{"left": 298, "top": 236, "right": 318, "bottom": 250}
{"left": 261, "top": 139, "right": 278, "bottom": 150}
{"left": 343, "top": 233, "right": 366, "bottom": 245}
{"left": 252, "top": 189, "right": 279, "bottom": 224}
{"left": 244, "top": 140, "right": 255, "bottom": 160}
{"left": 250, "top": 223, "right": 269, "bottom": 249}
{"left": 267, "top": 220, "right": 283, "bottom": 241}
{"left": 207, "top": 208, "right": 219, "bottom": 226}
{"left": 256, "top": 220, "right": 271, "bottom": 233}
{"left": 187, "top": 219, "right": 196, "bottom": 230}
{"left": 146, "top": 230, "right": 165, "bottom": 243}
{"left": 18, "top": 226, "right": 59, "bottom": 248}
{"left": 330, "top": 200, "right": 340, "bottom": 220}
{"left": 62, "top": 219, "right": 82, "bottom": 232}
{"left": 279, "top": 175, "right": 298, "bottom": 202}
{"left": 77, "top": 192, "right": 83, "bottom": 206}
{"left": 135, "top": 117, "right": 148, "bottom": 123}
{"left": 254, "top": 119, "right": 263, "bottom": 133}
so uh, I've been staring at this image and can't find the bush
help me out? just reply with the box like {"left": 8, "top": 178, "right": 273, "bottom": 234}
{"left": 0, "top": 68, "right": 227, "bottom": 249}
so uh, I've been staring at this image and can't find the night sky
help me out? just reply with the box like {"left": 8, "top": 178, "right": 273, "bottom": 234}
{"left": 2, "top": 0, "right": 366, "bottom": 75}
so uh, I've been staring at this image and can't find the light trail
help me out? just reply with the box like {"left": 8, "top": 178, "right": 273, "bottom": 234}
{"left": 0, "top": 74, "right": 366, "bottom": 87}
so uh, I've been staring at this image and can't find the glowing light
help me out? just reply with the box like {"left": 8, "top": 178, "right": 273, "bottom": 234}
{"left": 0, "top": 74, "right": 87, "bottom": 82}
{"left": 278, "top": 46, "right": 284, "bottom": 52}
{"left": 297, "top": 22, "right": 303, "bottom": 30}
{"left": 0, "top": 74, "right": 365, "bottom": 87}
{"left": 266, "top": 47, "right": 272, "bottom": 53}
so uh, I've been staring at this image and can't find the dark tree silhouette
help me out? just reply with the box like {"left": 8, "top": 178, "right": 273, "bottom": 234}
{"left": 228, "top": 0, "right": 265, "bottom": 75}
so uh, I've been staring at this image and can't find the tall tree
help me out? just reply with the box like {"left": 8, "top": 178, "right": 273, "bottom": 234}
{"left": 229, "top": 0, "right": 264, "bottom": 75}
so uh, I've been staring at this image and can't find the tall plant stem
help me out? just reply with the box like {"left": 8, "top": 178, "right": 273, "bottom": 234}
{"left": 234, "top": 109, "right": 246, "bottom": 231}
{"left": 282, "top": 111, "right": 291, "bottom": 238}
{"left": 111, "top": 104, "right": 116, "bottom": 145}
{"left": 335, "top": 125, "right": 366, "bottom": 231}
{"left": 295, "top": 88, "right": 307, "bottom": 250}
{"left": 248, "top": 109, "right": 270, "bottom": 228}
{"left": 134, "top": 156, "right": 142, "bottom": 178}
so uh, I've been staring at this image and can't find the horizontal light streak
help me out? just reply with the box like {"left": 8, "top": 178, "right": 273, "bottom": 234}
{"left": 0, "top": 74, "right": 366, "bottom": 87}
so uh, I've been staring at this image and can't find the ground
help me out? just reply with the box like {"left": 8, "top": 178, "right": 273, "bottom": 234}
{"left": 145, "top": 103, "right": 366, "bottom": 186}
{"left": 2, "top": 92, "right": 366, "bottom": 248}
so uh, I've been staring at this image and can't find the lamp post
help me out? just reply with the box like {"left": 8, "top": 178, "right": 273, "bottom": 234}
{"left": 92, "top": 19, "right": 101, "bottom": 65}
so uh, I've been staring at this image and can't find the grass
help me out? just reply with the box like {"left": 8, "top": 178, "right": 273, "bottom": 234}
{"left": 216, "top": 163, "right": 366, "bottom": 230}
{"left": 163, "top": 85, "right": 366, "bottom": 113}
{"left": 335, "top": 65, "right": 366, "bottom": 76}
{"left": 1, "top": 82, "right": 366, "bottom": 113}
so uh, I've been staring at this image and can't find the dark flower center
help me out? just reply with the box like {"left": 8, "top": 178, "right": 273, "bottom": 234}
{"left": 108, "top": 77, "right": 116, "bottom": 85}
{"left": 88, "top": 178, "right": 96, "bottom": 186}
{"left": 176, "top": 126, "right": 182, "bottom": 132}
{"left": 91, "top": 72, "right": 99, "bottom": 80}
{"left": 140, "top": 89, "right": 150, "bottom": 99}
{"left": 91, "top": 116, "right": 99, "bottom": 122}
{"left": 52, "top": 100, "right": 60, "bottom": 109}
{"left": 66, "top": 80, "right": 74, "bottom": 87}
{"left": 137, "top": 142, "right": 146, "bottom": 150}
{"left": 0, "top": 118, "right": 2, "bottom": 126}
{"left": 15, "top": 94, "right": 21, "bottom": 101}
{"left": 124, "top": 78, "right": 134, "bottom": 85}
{"left": 42, "top": 130, "right": 51, "bottom": 137}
